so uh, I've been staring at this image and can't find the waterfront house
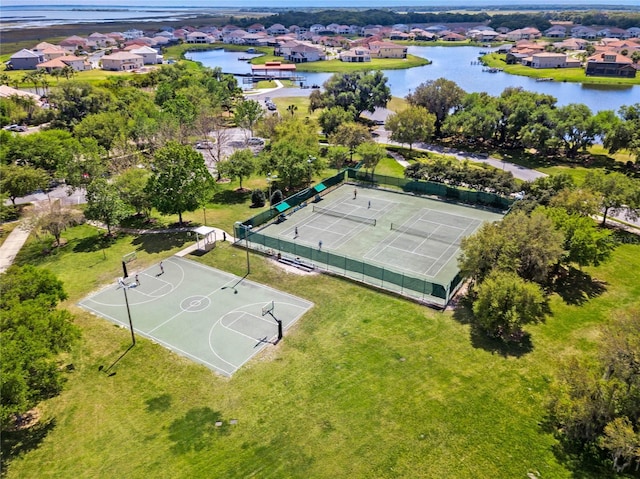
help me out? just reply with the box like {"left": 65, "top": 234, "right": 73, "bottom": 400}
{"left": 100, "top": 52, "right": 144, "bottom": 71}
{"left": 339, "top": 47, "right": 371, "bottom": 62}
{"left": 585, "top": 51, "right": 637, "bottom": 78}
{"left": 286, "top": 45, "right": 324, "bottom": 63}
{"left": 8, "top": 49, "right": 44, "bottom": 70}
{"left": 545, "top": 26, "right": 567, "bottom": 38}
{"left": 267, "top": 24, "right": 288, "bottom": 35}
{"left": 505, "top": 27, "right": 542, "bottom": 41}
{"left": 368, "top": 41, "right": 407, "bottom": 59}
{"left": 521, "top": 52, "right": 580, "bottom": 68}
{"left": 187, "top": 32, "right": 215, "bottom": 44}
{"left": 247, "top": 24, "right": 265, "bottom": 34}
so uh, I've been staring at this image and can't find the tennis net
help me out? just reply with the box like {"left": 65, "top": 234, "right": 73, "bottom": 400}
{"left": 390, "top": 223, "right": 430, "bottom": 238}
{"left": 312, "top": 205, "right": 376, "bottom": 226}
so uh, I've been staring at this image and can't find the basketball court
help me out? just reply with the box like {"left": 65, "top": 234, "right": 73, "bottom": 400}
{"left": 79, "top": 257, "right": 313, "bottom": 376}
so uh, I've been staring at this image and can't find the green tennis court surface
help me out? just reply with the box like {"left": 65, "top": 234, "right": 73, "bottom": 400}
{"left": 79, "top": 257, "right": 313, "bottom": 376}
{"left": 247, "top": 184, "right": 504, "bottom": 306}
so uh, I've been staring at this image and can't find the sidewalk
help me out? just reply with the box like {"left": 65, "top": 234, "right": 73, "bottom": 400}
{"left": 0, "top": 222, "right": 32, "bottom": 273}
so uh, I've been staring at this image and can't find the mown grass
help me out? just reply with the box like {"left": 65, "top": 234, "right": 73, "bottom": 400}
{"left": 482, "top": 53, "right": 640, "bottom": 86}
{"left": 5, "top": 213, "right": 638, "bottom": 478}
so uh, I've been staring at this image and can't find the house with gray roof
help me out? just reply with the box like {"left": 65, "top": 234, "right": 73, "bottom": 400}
{"left": 8, "top": 49, "right": 44, "bottom": 70}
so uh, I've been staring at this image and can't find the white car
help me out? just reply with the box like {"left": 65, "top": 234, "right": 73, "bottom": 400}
{"left": 195, "top": 141, "right": 214, "bottom": 149}
{"left": 3, "top": 124, "right": 27, "bottom": 132}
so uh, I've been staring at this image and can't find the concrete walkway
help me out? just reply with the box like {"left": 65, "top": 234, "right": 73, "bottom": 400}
{"left": 0, "top": 222, "right": 32, "bottom": 273}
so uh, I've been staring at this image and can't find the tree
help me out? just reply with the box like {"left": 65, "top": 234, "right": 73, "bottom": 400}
{"left": 218, "top": 149, "right": 255, "bottom": 190}
{"left": 84, "top": 178, "right": 130, "bottom": 234}
{"left": 0, "top": 265, "right": 79, "bottom": 429}
{"left": 48, "top": 81, "right": 113, "bottom": 129}
{"left": 28, "top": 198, "right": 83, "bottom": 247}
{"left": 356, "top": 142, "right": 386, "bottom": 177}
{"left": 553, "top": 104, "right": 602, "bottom": 159}
{"left": 407, "top": 78, "right": 465, "bottom": 137}
{"left": 604, "top": 103, "right": 640, "bottom": 162}
{"left": 146, "top": 142, "right": 214, "bottom": 225}
{"left": 329, "top": 122, "right": 371, "bottom": 161}
{"left": 0, "top": 164, "right": 49, "bottom": 205}
{"left": 320, "top": 71, "right": 391, "bottom": 118}
{"left": 251, "top": 189, "right": 265, "bottom": 207}
{"left": 55, "top": 138, "right": 107, "bottom": 190}
{"left": 541, "top": 207, "right": 615, "bottom": 268}
{"left": 327, "top": 145, "right": 350, "bottom": 170}
{"left": 548, "top": 309, "right": 640, "bottom": 471}
{"left": 318, "top": 106, "right": 354, "bottom": 138}
{"left": 73, "top": 111, "right": 128, "bottom": 152}
{"left": 286, "top": 104, "right": 298, "bottom": 117}
{"left": 385, "top": 106, "right": 436, "bottom": 150}
{"left": 583, "top": 171, "right": 640, "bottom": 226}
{"left": 233, "top": 99, "right": 264, "bottom": 137}
{"left": 472, "top": 270, "right": 547, "bottom": 341}
{"left": 114, "top": 168, "right": 152, "bottom": 217}
{"left": 459, "top": 211, "right": 564, "bottom": 285}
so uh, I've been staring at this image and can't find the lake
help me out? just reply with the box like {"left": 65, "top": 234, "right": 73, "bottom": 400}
{"left": 186, "top": 46, "right": 639, "bottom": 113}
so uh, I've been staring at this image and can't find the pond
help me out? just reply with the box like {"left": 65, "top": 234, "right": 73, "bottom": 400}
{"left": 186, "top": 46, "right": 638, "bottom": 113}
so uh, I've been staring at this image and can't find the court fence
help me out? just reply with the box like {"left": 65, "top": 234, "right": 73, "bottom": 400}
{"left": 234, "top": 168, "right": 508, "bottom": 307}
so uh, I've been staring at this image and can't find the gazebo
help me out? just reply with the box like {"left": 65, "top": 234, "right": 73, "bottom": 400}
{"left": 192, "top": 226, "right": 216, "bottom": 252}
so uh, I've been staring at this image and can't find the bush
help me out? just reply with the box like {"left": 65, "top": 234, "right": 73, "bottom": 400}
{"left": 251, "top": 189, "right": 265, "bottom": 207}
{"left": 270, "top": 189, "right": 284, "bottom": 205}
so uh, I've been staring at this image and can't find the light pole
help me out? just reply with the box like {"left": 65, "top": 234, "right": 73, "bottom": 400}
{"left": 244, "top": 224, "right": 253, "bottom": 275}
{"left": 307, "top": 156, "right": 316, "bottom": 186}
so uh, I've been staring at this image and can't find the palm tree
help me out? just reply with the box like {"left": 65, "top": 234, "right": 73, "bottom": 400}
{"left": 61, "top": 66, "right": 75, "bottom": 80}
{"left": 22, "top": 71, "right": 40, "bottom": 95}
{"left": 286, "top": 104, "right": 298, "bottom": 117}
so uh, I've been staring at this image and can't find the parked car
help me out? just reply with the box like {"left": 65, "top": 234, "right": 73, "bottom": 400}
{"left": 247, "top": 137, "right": 265, "bottom": 146}
{"left": 195, "top": 141, "right": 214, "bottom": 149}
{"left": 3, "top": 124, "right": 27, "bottom": 132}
{"left": 266, "top": 103, "right": 277, "bottom": 111}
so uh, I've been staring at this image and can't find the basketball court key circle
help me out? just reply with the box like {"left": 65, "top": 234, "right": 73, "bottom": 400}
{"left": 181, "top": 295, "right": 211, "bottom": 313}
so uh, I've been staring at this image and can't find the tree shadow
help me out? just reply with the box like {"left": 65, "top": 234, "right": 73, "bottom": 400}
{"left": 72, "top": 232, "right": 119, "bottom": 253}
{"left": 167, "top": 407, "right": 229, "bottom": 454}
{"left": 0, "top": 418, "right": 56, "bottom": 474}
{"left": 544, "top": 430, "right": 620, "bottom": 479}
{"left": 145, "top": 394, "right": 172, "bottom": 413}
{"left": 130, "top": 233, "right": 190, "bottom": 254}
{"left": 452, "top": 296, "right": 534, "bottom": 358}
{"left": 211, "top": 189, "right": 251, "bottom": 205}
{"left": 552, "top": 267, "right": 607, "bottom": 306}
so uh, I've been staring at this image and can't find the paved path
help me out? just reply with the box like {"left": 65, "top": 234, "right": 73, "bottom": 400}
{"left": 0, "top": 222, "right": 32, "bottom": 273}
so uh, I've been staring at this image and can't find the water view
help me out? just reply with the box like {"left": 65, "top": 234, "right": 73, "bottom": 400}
{"left": 187, "top": 46, "right": 639, "bottom": 113}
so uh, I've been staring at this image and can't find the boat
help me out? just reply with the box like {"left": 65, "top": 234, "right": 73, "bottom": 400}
{"left": 536, "top": 77, "right": 554, "bottom": 82}
{"left": 482, "top": 67, "right": 502, "bottom": 73}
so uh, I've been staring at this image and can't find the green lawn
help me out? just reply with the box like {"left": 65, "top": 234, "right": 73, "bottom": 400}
{"left": 482, "top": 53, "right": 640, "bottom": 86}
{"left": 3, "top": 186, "right": 638, "bottom": 478}
{"left": 5, "top": 224, "right": 637, "bottom": 478}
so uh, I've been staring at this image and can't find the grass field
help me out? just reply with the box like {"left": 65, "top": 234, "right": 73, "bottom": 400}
{"left": 3, "top": 200, "right": 639, "bottom": 477}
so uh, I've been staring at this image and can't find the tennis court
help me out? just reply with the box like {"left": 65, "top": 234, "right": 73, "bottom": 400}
{"left": 246, "top": 183, "right": 504, "bottom": 306}
{"left": 79, "top": 257, "right": 313, "bottom": 376}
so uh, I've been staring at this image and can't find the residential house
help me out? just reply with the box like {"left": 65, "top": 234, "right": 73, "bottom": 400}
{"left": 8, "top": 49, "right": 44, "bottom": 70}
{"left": 521, "top": 52, "right": 580, "bottom": 68}
{"left": 122, "top": 29, "right": 144, "bottom": 40}
{"left": 412, "top": 29, "right": 436, "bottom": 41}
{"left": 368, "top": 41, "right": 407, "bottom": 59}
{"left": 222, "top": 30, "right": 248, "bottom": 44}
{"left": 392, "top": 24, "right": 410, "bottom": 33}
{"left": 325, "top": 23, "right": 341, "bottom": 34}
{"left": 363, "top": 25, "right": 382, "bottom": 37}
{"left": 553, "top": 38, "right": 589, "bottom": 50}
{"left": 59, "top": 35, "right": 88, "bottom": 53}
{"left": 545, "top": 26, "right": 567, "bottom": 38}
{"left": 186, "top": 31, "right": 214, "bottom": 44}
{"left": 440, "top": 32, "right": 466, "bottom": 42}
{"left": 286, "top": 44, "right": 324, "bottom": 63}
{"left": 627, "top": 27, "right": 640, "bottom": 38}
{"left": 571, "top": 26, "right": 598, "bottom": 39}
{"left": 275, "top": 41, "right": 300, "bottom": 57}
{"left": 88, "top": 32, "right": 114, "bottom": 48}
{"left": 349, "top": 25, "right": 362, "bottom": 36}
{"left": 597, "top": 27, "right": 627, "bottom": 39}
{"left": 267, "top": 24, "right": 288, "bottom": 35}
{"left": 100, "top": 51, "right": 144, "bottom": 71}
{"left": 585, "top": 51, "right": 637, "bottom": 77}
{"left": 309, "top": 24, "right": 325, "bottom": 34}
{"left": 389, "top": 31, "right": 411, "bottom": 41}
{"left": 130, "top": 46, "right": 163, "bottom": 65}
{"left": 32, "top": 42, "right": 60, "bottom": 54}
{"left": 339, "top": 47, "right": 371, "bottom": 62}
{"left": 505, "top": 27, "right": 542, "bottom": 41}
{"left": 247, "top": 24, "right": 265, "bottom": 34}
{"left": 37, "top": 55, "right": 91, "bottom": 73}
{"left": 467, "top": 28, "right": 500, "bottom": 42}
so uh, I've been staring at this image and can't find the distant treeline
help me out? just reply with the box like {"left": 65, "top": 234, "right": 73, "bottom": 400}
{"left": 231, "top": 9, "right": 640, "bottom": 31}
